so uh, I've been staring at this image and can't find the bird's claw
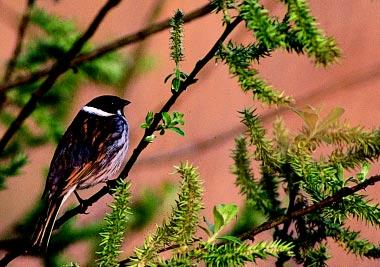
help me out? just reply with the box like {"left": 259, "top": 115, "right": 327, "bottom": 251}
{"left": 74, "top": 191, "right": 90, "bottom": 214}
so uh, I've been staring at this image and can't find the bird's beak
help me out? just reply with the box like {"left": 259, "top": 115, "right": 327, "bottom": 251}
{"left": 123, "top": 99, "right": 131, "bottom": 106}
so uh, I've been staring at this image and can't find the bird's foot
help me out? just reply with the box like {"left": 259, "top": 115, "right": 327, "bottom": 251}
{"left": 74, "top": 191, "right": 90, "bottom": 214}
{"left": 105, "top": 180, "right": 117, "bottom": 194}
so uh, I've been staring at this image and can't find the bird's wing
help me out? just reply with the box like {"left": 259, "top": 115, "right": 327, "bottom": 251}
{"left": 43, "top": 114, "right": 108, "bottom": 198}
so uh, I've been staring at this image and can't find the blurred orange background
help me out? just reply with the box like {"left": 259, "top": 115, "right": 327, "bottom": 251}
{"left": 0, "top": 0, "right": 380, "bottom": 266}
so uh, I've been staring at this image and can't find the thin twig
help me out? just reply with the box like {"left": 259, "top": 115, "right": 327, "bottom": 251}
{"left": 0, "top": 250, "right": 19, "bottom": 267}
{"left": 117, "top": 174, "right": 380, "bottom": 265}
{"left": 275, "top": 173, "right": 299, "bottom": 266}
{"left": 0, "top": 2, "right": 214, "bottom": 94}
{"left": 0, "top": 1, "right": 122, "bottom": 265}
{"left": 2, "top": 0, "right": 35, "bottom": 83}
{"left": 0, "top": 0, "right": 36, "bottom": 109}
{"left": 118, "top": 238, "right": 202, "bottom": 266}
{"left": 0, "top": 0, "right": 122, "bottom": 154}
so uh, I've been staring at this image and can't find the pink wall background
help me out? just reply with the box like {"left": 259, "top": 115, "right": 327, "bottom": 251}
{"left": 0, "top": 0, "right": 379, "bottom": 266}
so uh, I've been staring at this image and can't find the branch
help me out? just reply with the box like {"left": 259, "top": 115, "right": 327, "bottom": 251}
{"left": 240, "top": 174, "right": 380, "bottom": 240}
{"left": 1, "top": 0, "right": 35, "bottom": 83}
{"left": 0, "top": 0, "right": 121, "bottom": 154}
{"left": 0, "top": 0, "right": 35, "bottom": 109}
{"left": 0, "top": 2, "right": 214, "bottom": 94}
{"left": 275, "top": 173, "right": 300, "bottom": 266}
{"left": 117, "top": 174, "right": 380, "bottom": 265}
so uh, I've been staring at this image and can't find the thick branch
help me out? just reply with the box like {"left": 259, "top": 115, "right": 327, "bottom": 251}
{"left": 0, "top": 0, "right": 121, "bottom": 154}
{"left": 0, "top": 2, "right": 213, "bottom": 94}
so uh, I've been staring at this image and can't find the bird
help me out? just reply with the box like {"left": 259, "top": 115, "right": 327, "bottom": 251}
{"left": 30, "top": 95, "right": 131, "bottom": 252}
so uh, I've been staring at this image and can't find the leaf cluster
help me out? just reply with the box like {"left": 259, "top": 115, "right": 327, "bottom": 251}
{"left": 0, "top": 153, "right": 27, "bottom": 189}
{"left": 128, "top": 162, "right": 203, "bottom": 265}
{"left": 141, "top": 111, "right": 185, "bottom": 143}
{"left": 118, "top": 162, "right": 294, "bottom": 266}
{"left": 167, "top": 9, "right": 189, "bottom": 93}
{"left": 97, "top": 180, "right": 132, "bottom": 267}
{"left": 215, "top": 0, "right": 340, "bottom": 106}
{"left": 232, "top": 107, "right": 380, "bottom": 265}
{"left": 169, "top": 9, "right": 185, "bottom": 66}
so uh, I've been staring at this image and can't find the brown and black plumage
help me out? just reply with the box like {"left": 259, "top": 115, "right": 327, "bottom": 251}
{"left": 31, "top": 95, "right": 131, "bottom": 252}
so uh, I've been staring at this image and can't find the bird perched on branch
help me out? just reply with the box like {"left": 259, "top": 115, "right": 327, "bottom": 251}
{"left": 31, "top": 95, "right": 131, "bottom": 252}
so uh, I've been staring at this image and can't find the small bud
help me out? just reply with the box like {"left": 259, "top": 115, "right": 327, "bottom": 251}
{"left": 144, "top": 134, "right": 156, "bottom": 143}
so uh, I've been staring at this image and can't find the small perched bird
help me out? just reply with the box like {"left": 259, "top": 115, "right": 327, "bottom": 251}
{"left": 31, "top": 95, "right": 131, "bottom": 252}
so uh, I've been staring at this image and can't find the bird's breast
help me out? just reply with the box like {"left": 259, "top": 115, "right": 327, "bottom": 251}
{"left": 77, "top": 116, "right": 129, "bottom": 189}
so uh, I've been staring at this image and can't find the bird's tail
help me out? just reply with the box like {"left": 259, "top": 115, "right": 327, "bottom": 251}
{"left": 30, "top": 194, "right": 65, "bottom": 252}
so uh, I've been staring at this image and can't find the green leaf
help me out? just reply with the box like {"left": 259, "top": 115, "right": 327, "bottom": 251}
{"left": 357, "top": 162, "right": 370, "bottom": 182}
{"left": 318, "top": 107, "right": 345, "bottom": 132}
{"left": 140, "top": 111, "right": 154, "bottom": 129}
{"left": 213, "top": 206, "right": 225, "bottom": 234}
{"left": 0, "top": 153, "right": 28, "bottom": 190}
{"left": 209, "top": 203, "right": 239, "bottom": 242}
{"left": 170, "top": 127, "right": 185, "bottom": 136}
{"left": 214, "top": 204, "right": 238, "bottom": 233}
{"left": 171, "top": 77, "right": 181, "bottom": 92}
{"left": 162, "top": 112, "right": 172, "bottom": 126}
{"left": 170, "top": 70, "right": 188, "bottom": 93}
{"left": 172, "top": 111, "right": 185, "bottom": 125}
{"left": 217, "top": 235, "right": 242, "bottom": 244}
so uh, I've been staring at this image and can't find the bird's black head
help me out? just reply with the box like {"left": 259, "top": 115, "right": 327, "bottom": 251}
{"left": 84, "top": 95, "right": 131, "bottom": 116}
